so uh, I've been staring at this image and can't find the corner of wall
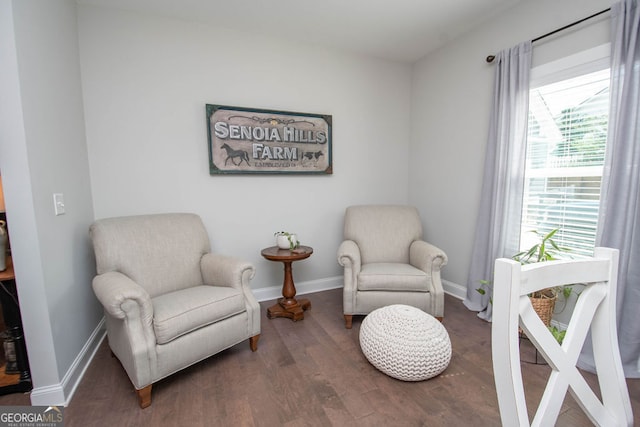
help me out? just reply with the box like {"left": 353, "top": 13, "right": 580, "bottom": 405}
{"left": 30, "top": 318, "right": 105, "bottom": 407}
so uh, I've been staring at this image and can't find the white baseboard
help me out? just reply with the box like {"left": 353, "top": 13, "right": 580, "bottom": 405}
{"left": 252, "top": 275, "right": 343, "bottom": 302}
{"left": 30, "top": 318, "right": 106, "bottom": 407}
{"left": 256, "top": 276, "right": 468, "bottom": 304}
{"left": 255, "top": 276, "right": 469, "bottom": 305}
{"left": 443, "top": 279, "right": 466, "bottom": 300}
{"left": 29, "top": 384, "right": 66, "bottom": 407}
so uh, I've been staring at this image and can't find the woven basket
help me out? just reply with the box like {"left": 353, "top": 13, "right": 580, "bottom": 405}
{"left": 519, "top": 293, "right": 557, "bottom": 335}
{"left": 530, "top": 294, "right": 556, "bottom": 326}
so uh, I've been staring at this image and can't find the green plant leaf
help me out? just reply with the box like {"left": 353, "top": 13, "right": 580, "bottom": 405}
{"left": 548, "top": 325, "right": 566, "bottom": 344}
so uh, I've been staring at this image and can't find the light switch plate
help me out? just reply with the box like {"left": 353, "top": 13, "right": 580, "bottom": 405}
{"left": 53, "top": 193, "right": 65, "bottom": 216}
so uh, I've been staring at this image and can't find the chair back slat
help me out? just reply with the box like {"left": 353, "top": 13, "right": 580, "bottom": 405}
{"left": 518, "top": 258, "right": 610, "bottom": 296}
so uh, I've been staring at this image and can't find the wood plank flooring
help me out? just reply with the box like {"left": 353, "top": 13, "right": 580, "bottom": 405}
{"left": 1, "top": 288, "right": 639, "bottom": 426}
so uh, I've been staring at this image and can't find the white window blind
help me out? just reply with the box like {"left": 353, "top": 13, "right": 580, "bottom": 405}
{"left": 521, "top": 67, "right": 610, "bottom": 257}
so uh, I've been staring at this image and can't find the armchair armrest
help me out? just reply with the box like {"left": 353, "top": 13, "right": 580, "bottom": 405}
{"left": 92, "top": 271, "right": 154, "bottom": 323}
{"left": 338, "top": 240, "right": 361, "bottom": 315}
{"left": 337, "top": 240, "right": 361, "bottom": 273}
{"left": 200, "top": 253, "right": 256, "bottom": 290}
{"left": 410, "top": 240, "right": 448, "bottom": 292}
{"left": 410, "top": 241, "right": 448, "bottom": 273}
{"left": 200, "top": 253, "right": 259, "bottom": 337}
{"left": 410, "top": 241, "right": 447, "bottom": 318}
{"left": 92, "top": 271, "right": 157, "bottom": 388}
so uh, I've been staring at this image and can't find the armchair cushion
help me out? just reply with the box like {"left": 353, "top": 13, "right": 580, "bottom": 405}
{"left": 152, "top": 285, "right": 246, "bottom": 344}
{"left": 358, "top": 263, "right": 428, "bottom": 292}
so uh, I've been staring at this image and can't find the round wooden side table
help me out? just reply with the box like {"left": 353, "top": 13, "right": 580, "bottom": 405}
{"left": 261, "top": 245, "right": 313, "bottom": 321}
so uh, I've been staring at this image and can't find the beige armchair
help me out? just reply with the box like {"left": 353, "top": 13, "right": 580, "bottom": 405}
{"left": 337, "top": 205, "right": 447, "bottom": 328}
{"left": 89, "top": 213, "right": 260, "bottom": 408}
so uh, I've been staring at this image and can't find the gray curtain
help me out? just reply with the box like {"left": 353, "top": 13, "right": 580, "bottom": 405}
{"left": 579, "top": 0, "right": 640, "bottom": 378}
{"left": 463, "top": 42, "right": 532, "bottom": 321}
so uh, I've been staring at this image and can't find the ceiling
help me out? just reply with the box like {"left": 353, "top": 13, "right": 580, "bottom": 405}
{"left": 77, "top": 0, "right": 522, "bottom": 63}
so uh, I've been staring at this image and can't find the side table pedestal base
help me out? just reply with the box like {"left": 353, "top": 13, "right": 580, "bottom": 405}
{"left": 267, "top": 298, "right": 311, "bottom": 321}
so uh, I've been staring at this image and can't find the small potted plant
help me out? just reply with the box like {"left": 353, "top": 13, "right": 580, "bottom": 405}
{"left": 274, "top": 231, "right": 300, "bottom": 250}
{"left": 477, "top": 228, "right": 573, "bottom": 336}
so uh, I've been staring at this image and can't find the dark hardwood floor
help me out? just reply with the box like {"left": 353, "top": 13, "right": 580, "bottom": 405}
{"left": 1, "top": 288, "right": 639, "bottom": 426}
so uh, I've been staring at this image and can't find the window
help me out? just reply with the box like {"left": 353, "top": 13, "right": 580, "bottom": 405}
{"left": 520, "top": 47, "right": 610, "bottom": 257}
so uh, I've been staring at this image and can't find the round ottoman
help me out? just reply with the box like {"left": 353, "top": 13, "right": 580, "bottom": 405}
{"left": 359, "top": 304, "right": 451, "bottom": 381}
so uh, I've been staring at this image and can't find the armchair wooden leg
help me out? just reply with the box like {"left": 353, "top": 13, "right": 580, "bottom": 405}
{"left": 344, "top": 315, "right": 353, "bottom": 329}
{"left": 249, "top": 334, "right": 260, "bottom": 352}
{"left": 136, "top": 384, "right": 152, "bottom": 409}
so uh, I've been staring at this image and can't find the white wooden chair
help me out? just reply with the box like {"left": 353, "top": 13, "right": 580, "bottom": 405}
{"left": 491, "top": 247, "right": 633, "bottom": 426}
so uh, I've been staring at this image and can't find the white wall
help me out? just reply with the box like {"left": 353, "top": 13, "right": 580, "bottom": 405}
{"left": 0, "top": 0, "right": 615, "bottom": 407}
{"left": 0, "top": 0, "right": 100, "bottom": 405}
{"left": 77, "top": 5, "right": 412, "bottom": 290}
{"left": 409, "top": 0, "right": 612, "bottom": 294}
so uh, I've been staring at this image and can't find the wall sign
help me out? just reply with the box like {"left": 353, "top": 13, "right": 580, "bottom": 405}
{"left": 206, "top": 104, "right": 332, "bottom": 175}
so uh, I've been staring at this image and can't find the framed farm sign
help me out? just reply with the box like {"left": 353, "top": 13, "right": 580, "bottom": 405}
{"left": 206, "top": 104, "right": 332, "bottom": 175}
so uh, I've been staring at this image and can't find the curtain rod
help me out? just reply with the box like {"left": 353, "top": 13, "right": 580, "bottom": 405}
{"left": 485, "top": 7, "right": 611, "bottom": 63}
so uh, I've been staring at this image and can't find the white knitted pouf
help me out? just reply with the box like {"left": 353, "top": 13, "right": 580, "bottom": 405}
{"left": 359, "top": 304, "right": 451, "bottom": 381}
